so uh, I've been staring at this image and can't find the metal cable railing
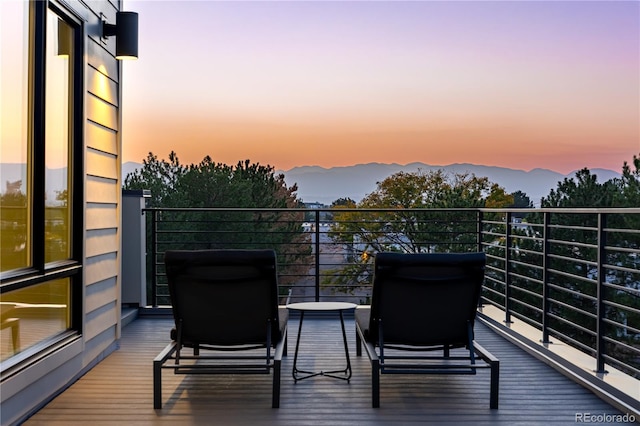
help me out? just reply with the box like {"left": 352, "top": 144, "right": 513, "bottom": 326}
{"left": 142, "top": 207, "right": 640, "bottom": 379}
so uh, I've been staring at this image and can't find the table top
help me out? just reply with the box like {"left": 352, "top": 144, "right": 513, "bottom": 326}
{"left": 286, "top": 302, "right": 357, "bottom": 312}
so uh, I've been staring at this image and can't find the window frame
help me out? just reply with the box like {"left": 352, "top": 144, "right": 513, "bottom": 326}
{"left": 0, "top": 0, "right": 84, "bottom": 372}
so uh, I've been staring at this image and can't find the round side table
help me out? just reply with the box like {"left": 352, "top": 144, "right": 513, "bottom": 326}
{"left": 286, "top": 302, "right": 357, "bottom": 381}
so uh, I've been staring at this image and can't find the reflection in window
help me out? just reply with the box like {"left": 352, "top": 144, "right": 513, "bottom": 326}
{"left": 0, "top": 279, "right": 71, "bottom": 362}
{"left": 1, "top": 4, "right": 79, "bottom": 366}
{"left": 45, "top": 13, "right": 72, "bottom": 263}
{"left": 0, "top": 1, "right": 30, "bottom": 272}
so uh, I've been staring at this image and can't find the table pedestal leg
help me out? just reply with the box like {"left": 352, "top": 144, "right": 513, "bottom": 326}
{"left": 292, "top": 310, "right": 352, "bottom": 381}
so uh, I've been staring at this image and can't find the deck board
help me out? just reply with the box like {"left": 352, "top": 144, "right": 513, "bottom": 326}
{"left": 24, "top": 316, "right": 628, "bottom": 425}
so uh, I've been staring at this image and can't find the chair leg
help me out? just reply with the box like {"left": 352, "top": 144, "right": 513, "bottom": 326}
{"left": 272, "top": 358, "right": 281, "bottom": 408}
{"left": 356, "top": 330, "right": 362, "bottom": 357}
{"left": 153, "top": 343, "right": 178, "bottom": 409}
{"left": 372, "top": 359, "right": 380, "bottom": 408}
{"left": 490, "top": 359, "right": 500, "bottom": 409}
{"left": 153, "top": 359, "right": 162, "bottom": 409}
{"left": 1, "top": 318, "right": 20, "bottom": 352}
{"left": 9, "top": 318, "right": 20, "bottom": 351}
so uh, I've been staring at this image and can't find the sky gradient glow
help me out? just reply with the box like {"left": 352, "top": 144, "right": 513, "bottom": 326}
{"left": 122, "top": 1, "right": 640, "bottom": 174}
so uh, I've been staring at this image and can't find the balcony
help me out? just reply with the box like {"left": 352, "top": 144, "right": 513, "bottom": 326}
{"left": 25, "top": 316, "right": 634, "bottom": 425}
{"left": 27, "top": 207, "right": 640, "bottom": 422}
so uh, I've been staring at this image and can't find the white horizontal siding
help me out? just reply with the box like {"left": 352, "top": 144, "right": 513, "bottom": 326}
{"left": 86, "top": 203, "right": 118, "bottom": 230}
{"left": 85, "top": 252, "right": 118, "bottom": 286}
{"left": 86, "top": 148, "right": 118, "bottom": 180}
{"left": 84, "top": 302, "right": 118, "bottom": 341}
{"left": 86, "top": 121, "right": 117, "bottom": 155}
{"left": 86, "top": 277, "right": 119, "bottom": 313}
{"left": 86, "top": 175, "right": 118, "bottom": 204}
{"left": 83, "top": 0, "right": 122, "bottom": 377}
{"left": 87, "top": 94, "right": 117, "bottom": 130}
{"left": 82, "top": 325, "right": 118, "bottom": 369}
{"left": 86, "top": 228, "right": 118, "bottom": 257}
{"left": 87, "top": 65, "right": 118, "bottom": 106}
{"left": 87, "top": 40, "right": 118, "bottom": 80}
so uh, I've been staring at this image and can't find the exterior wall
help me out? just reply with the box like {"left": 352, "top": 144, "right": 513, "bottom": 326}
{"left": 1, "top": 1, "right": 123, "bottom": 424}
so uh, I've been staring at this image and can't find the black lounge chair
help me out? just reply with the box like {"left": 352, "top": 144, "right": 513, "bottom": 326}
{"left": 153, "top": 249, "right": 287, "bottom": 409}
{"left": 355, "top": 252, "right": 499, "bottom": 409}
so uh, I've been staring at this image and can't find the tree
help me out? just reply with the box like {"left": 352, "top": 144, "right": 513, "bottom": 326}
{"left": 542, "top": 168, "right": 616, "bottom": 208}
{"left": 485, "top": 184, "right": 514, "bottom": 209}
{"left": 331, "top": 198, "right": 357, "bottom": 208}
{"left": 605, "top": 154, "right": 640, "bottom": 372}
{"left": 124, "top": 152, "right": 299, "bottom": 209}
{"left": 512, "top": 190, "right": 533, "bottom": 209}
{"left": 123, "top": 151, "right": 186, "bottom": 207}
{"left": 123, "top": 152, "right": 310, "bottom": 302}
{"left": 354, "top": 170, "right": 511, "bottom": 252}
{"left": 321, "top": 198, "right": 357, "bottom": 223}
{"left": 326, "top": 169, "right": 512, "bottom": 294}
{"left": 514, "top": 170, "right": 612, "bottom": 350}
{"left": 0, "top": 191, "right": 28, "bottom": 271}
{"left": 612, "top": 154, "right": 640, "bottom": 208}
{"left": 511, "top": 157, "right": 640, "bottom": 377}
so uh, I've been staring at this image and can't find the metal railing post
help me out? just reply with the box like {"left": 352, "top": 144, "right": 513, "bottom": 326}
{"left": 596, "top": 213, "right": 607, "bottom": 373}
{"left": 477, "top": 210, "right": 483, "bottom": 253}
{"left": 151, "top": 209, "right": 158, "bottom": 308}
{"left": 504, "top": 211, "right": 512, "bottom": 324}
{"left": 541, "top": 211, "right": 551, "bottom": 343}
{"left": 315, "top": 210, "right": 320, "bottom": 302}
{"left": 477, "top": 210, "right": 484, "bottom": 308}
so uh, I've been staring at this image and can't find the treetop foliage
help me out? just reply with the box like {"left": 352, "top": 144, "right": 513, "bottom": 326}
{"left": 357, "top": 169, "right": 513, "bottom": 209}
{"left": 542, "top": 154, "right": 640, "bottom": 208}
{"left": 123, "top": 152, "right": 300, "bottom": 208}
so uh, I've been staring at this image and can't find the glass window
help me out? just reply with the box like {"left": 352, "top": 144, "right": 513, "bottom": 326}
{"left": 45, "top": 13, "right": 72, "bottom": 263}
{"left": 0, "top": 279, "right": 70, "bottom": 362}
{"left": 1, "top": 2, "right": 81, "bottom": 366}
{"left": 0, "top": 0, "right": 30, "bottom": 272}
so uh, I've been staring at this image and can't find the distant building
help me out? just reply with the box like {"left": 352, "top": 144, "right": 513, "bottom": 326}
{"left": 304, "top": 202, "right": 326, "bottom": 209}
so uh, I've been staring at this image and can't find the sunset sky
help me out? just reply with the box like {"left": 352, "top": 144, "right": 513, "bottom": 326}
{"left": 122, "top": 0, "right": 639, "bottom": 174}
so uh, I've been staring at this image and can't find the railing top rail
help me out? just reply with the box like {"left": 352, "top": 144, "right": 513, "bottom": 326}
{"left": 142, "top": 207, "right": 481, "bottom": 213}
{"left": 142, "top": 207, "right": 640, "bottom": 214}
{"left": 477, "top": 207, "right": 640, "bottom": 214}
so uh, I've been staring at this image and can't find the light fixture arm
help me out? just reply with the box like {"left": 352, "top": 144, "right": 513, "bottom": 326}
{"left": 100, "top": 11, "right": 139, "bottom": 60}
{"left": 102, "top": 22, "right": 118, "bottom": 38}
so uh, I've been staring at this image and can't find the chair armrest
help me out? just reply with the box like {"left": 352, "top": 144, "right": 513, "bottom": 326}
{"left": 473, "top": 340, "right": 500, "bottom": 409}
{"left": 274, "top": 327, "right": 287, "bottom": 361}
{"left": 356, "top": 321, "right": 379, "bottom": 362}
{"left": 473, "top": 341, "right": 499, "bottom": 364}
{"left": 154, "top": 341, "right": 179, "bottom": 364}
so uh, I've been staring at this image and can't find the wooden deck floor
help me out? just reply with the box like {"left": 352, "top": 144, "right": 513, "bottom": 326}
{"left": 25, "top": 316, "right": 628, "bottom": 425}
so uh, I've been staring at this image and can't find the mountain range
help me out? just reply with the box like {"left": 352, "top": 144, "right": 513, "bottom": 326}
{"left": 1, "top": 163, "right": 67, "bottom": 203}
{"left": 0, "top": 162, "right": 622, "bottom": 206}
{"left": 121, "top": 161, "right": 621, "bottom": 207}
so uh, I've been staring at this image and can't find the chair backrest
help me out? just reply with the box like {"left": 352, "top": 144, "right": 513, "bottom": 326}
{"left": 164, "top": 249, "right": 281, "bottom": 346}
{"left": 369, "top": 252, "right": 486, "bottom": 347}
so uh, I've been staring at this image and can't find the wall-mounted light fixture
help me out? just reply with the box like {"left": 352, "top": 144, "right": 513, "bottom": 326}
{"left": 102, "top": 11, "right": 138, "bottom": 60}
{"left": 57, "top": 18, "right": 72, "bottom": 57}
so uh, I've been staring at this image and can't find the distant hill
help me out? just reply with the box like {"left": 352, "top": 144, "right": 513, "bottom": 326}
{"left": 120, "top": 161, "right": 621, "bottom": 207}
{"left": 1, "top": 163, "right": 67, "bottom": 203}
{"left": 280, "top": 163, "right": 621, "bottom": 206}
{"left": 122, "top": 161, "right": 142, "bottom": 182}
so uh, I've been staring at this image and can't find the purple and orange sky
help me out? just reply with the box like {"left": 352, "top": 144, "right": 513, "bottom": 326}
{"left": 122, "top": 1, "right": 640, "bottom": 174}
